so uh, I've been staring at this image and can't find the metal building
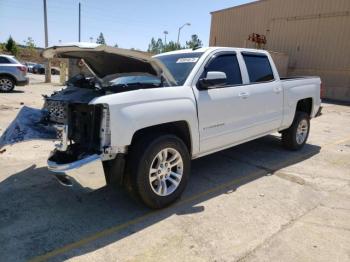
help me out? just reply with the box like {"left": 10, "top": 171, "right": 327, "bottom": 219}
{"left": 209, "top": 0, "right": 350, "bottom": 101}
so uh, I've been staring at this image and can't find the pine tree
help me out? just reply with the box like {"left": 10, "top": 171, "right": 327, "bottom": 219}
{"left": 5, "top": 36, "right": 18, "bottom": 56}
{"left": 186, "top": 34, "right": 203, "bottom": 49}
{"left": 96, "top": 33, "right": 106, "bottom": 45}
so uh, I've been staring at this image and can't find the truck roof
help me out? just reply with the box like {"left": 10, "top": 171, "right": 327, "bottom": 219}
{"left": 154, "top": 46, "right": 270, "bottom": 57}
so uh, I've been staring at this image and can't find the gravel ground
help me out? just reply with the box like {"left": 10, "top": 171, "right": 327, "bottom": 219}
{"left": 0, "top": 75, "right": 349, "bottom": 262}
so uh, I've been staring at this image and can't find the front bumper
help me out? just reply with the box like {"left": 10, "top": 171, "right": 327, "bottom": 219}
{"left": 49, "top": 154, "right": 106, "bottom": 190}
{"left": 47, "top": 153, "right": 101, "bottom": 172}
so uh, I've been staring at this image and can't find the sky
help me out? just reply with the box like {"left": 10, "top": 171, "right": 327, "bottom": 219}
{"left": 0, "top": 0, "right": 254, "bottom": 51}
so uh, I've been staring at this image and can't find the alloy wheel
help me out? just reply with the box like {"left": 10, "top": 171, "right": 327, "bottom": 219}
{"left": 149, "top": 148, "right": 183, "bottom": 196}
{"left": 0, "top": 78, "right": 14, "bottom": 91}
{"left": 296, "top": 119, "right": 308, "bottom": 144}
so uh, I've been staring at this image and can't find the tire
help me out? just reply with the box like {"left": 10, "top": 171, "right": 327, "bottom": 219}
{"left": 281, "top": 111, "right": 310, "bottom": 150}
{"left": 0, "top": 76, "right": 15, "bottom": 92}
{"left": 127, "top": 134, "right": 190, "bottom": 209}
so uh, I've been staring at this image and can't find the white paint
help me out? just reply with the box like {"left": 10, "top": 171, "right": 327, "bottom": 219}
{"left": 88, "top": 47, "right": 321, "bottom": 159}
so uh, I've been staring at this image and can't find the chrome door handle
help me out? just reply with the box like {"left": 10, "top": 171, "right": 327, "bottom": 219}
{"left": 238, "top": 92, "right": 249, "bottom": 99}
{"left": 273, "top": 87, "right": 282, "bottom": 93}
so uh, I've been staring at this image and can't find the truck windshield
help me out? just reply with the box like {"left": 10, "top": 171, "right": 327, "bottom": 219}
{"left": 155, "top": 52, "right": 203, "bottom": 86}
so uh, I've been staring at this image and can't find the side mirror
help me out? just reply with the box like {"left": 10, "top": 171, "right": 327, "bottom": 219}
{"left": 198, "top": 71, "right": 227, "bottom": 89}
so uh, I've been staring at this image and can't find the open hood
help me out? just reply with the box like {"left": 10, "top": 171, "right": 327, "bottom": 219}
{"left": 42, "top": 42, "right": 175, "bottom": 84}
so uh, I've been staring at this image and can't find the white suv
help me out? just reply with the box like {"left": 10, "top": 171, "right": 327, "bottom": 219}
{"left": 0, "top": 54, "right": 29, "bottom": 92}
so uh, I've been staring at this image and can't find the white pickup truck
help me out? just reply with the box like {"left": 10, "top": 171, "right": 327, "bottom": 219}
{"left": 0, "top": 43, "right": 322, "bottom": 208}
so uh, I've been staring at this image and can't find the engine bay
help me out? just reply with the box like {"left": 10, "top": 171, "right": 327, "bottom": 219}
{"left": 43, "top": 83, "right": 108, "bottom": 165}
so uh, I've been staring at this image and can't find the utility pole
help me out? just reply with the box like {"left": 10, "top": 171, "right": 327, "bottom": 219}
{"left": 43, "top": 0, "right": 51, "bottom": 83}
{"left": 78, "top": 2, "right": 81, "bottom": 42}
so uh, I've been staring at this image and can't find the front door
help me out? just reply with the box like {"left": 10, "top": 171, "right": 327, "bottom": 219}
{"left": 194, "top": 52, "right": 253, "bottom": 153}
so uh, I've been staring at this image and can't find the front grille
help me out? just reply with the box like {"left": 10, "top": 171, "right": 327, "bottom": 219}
{"left": 45, "top": 100, "right": 68, "bottom": 124}
{"left": 54, "top": 124, "right": 68, "bottom": 151}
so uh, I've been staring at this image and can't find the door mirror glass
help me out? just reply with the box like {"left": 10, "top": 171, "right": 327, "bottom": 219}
{"left": 198, "top": 71, "right": 227, "bottom": 89}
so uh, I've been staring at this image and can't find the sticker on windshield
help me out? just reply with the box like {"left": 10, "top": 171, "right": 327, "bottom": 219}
{"left": 176, "top": 57, "right": 199, "bottom": 63}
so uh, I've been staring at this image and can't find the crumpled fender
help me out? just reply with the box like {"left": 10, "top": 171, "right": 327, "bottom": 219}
{"left": 0, "top": 106, "right": 58, "bottom": 150}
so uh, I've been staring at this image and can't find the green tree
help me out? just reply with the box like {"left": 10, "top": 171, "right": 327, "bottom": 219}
{"left": 96, "top": 32, "right": 106, "bottom": 45}
{"left": 147, "top": 37, "right": 157, "bottom": 53}
{"left": 25, "top": 37, "right": 36, "bottom": 55}
{"left": 0, "top": 43, "right": 5, "bottom": 52}
{"left": 185, "top": 34, "right": 203, "bottom": 49}
{"left": 5, "top": 36, "right": 18, "bottom": 56}
{"left": 25, "top": 37, "right": 36, "bottom": 49}
{"left": 163, "top": 41, "right": 180, "bottom": 52}
{"left": 114, "top": 43, "right": 119, "bottom": 48}
{"left": 147, "top": 37, "right": 164, "bottom": 54}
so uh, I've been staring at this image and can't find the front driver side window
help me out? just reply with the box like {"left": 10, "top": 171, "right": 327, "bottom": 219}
{"left": 202, "top": 54, "right": 242, "bottom": 86}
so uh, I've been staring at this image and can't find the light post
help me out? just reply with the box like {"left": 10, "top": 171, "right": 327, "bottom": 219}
{"left": 163, "top": 30, "right": 168, "bottom": 46}
{"left": 78, "top": 2, "right": 81, "bottom": 42}
{"left": 43, "top": 0, "right": 51, "bottom": 83}
{"left": 177, "top": 22, "right": 191, "bottom": 47}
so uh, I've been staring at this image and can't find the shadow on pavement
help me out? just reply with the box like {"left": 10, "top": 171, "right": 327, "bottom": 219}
{"left": 0, "top": 135, "right": 321, "bottom": 261}
{"left": 7, "top": 90, "right": 25, "bottom": 94}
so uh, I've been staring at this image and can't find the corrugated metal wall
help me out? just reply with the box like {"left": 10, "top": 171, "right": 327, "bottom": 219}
{"left": 210, "top": 0, "right": 350, "bottom": 101}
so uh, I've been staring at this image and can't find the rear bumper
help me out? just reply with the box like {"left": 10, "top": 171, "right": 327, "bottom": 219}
{"left": 17, "top": 77, "right": 29, "bottom": 86}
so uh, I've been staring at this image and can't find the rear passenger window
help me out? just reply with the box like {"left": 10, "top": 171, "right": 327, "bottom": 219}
{"left": 0, "top": 57, "right": 11, "bottom": 64}
{"left": 242, "top": 53, "right": 274, "bottom": 83}
{"left": 203, "top": 54, "right": 242, "bottom": 86}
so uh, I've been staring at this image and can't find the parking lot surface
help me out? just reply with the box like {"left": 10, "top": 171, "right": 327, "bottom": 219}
{"left": 0, "top": 75, "right": 349, "bottom": 262}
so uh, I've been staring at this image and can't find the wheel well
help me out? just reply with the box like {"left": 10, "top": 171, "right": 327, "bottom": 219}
{"left": 296, "top": 98, "right": 312, "bottom": 116}
{"left": 130, "top": 121, "right": 192, "bottom": 155}
{"left": 0, "top": 74, "right": 17, "bottom": 84}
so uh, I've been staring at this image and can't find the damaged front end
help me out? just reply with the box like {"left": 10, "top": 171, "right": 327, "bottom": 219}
{"left": 0, "top": 83, "right": 116, "bottom": 190}
{"left": 0, "top": 42, "right": 172, "bottom": 187}
{"left": 45, "top": 94, "right": 114, "bottom": 173}
{"left": 0, "top": 86, "right": 114, "bottom": 174}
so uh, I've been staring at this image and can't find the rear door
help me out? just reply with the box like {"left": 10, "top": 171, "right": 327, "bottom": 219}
{"left": 240, "top": 52, "right": 283, "bottom": 134}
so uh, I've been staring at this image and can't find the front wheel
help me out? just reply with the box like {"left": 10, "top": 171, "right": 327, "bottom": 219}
{"left": 127, "top": 134, "right": 190, "bottom": 209}
{"left": 281, "top": 112, "right": 310, "bottom": 150}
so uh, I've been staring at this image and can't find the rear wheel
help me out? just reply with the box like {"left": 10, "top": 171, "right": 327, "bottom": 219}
{"left": 0, "top": 76, "right": 15, "bottom": 92}
{"left": 127, "top": 134, "right": 190, "bottom": 209}
{"left": 281, "top": 112, "right": 310, "bottom": 150}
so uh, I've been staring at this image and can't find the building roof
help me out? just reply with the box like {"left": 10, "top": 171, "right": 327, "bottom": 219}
{"left": 210, "top": 0, "right": 267, "bottom": 14}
